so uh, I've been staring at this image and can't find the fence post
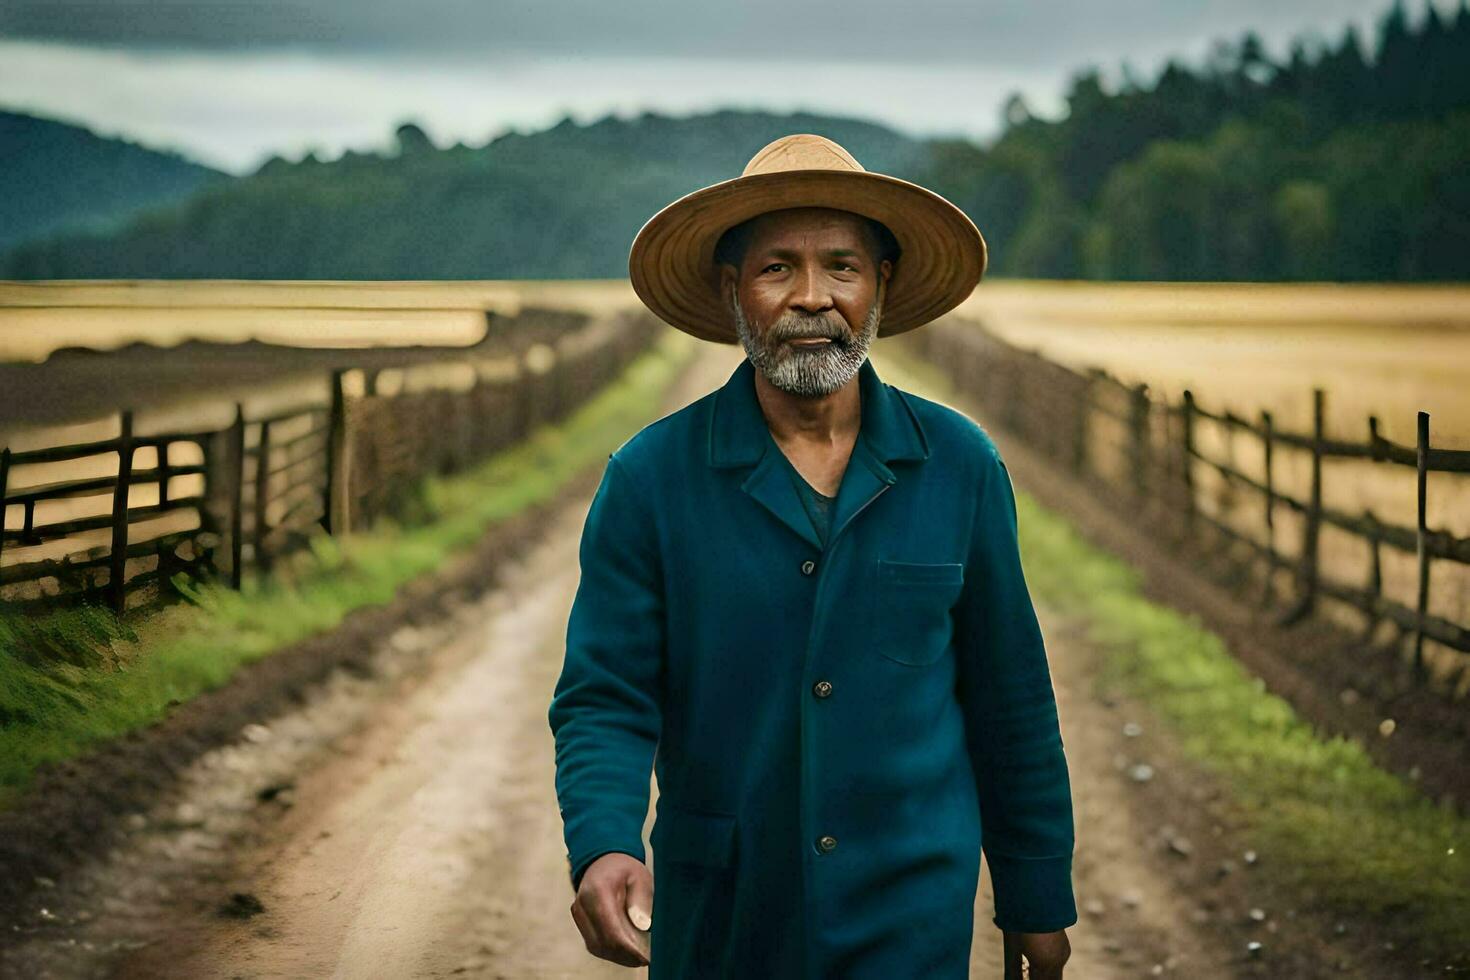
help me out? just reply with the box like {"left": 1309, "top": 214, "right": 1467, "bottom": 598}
{"left": 1414, "top": 411, "right": 1431, "bottom": 679}
{"left": 156, "top": 440, "right": 170, "bottom": 511}
{"left": 1130, "top": 382, "right": 1150, "bottom": 497}
{"left": 1180, "top": 390, "right": 1197, "bottom": 536}
{"left": 1261, "top": 410, "right": 1276, "bottom": 606}
{"left": 1285, "top": 388, "right": 1325, "bottom": 625}
{"left": 323, "top": 369, "right": 347, "bottom": 535}
{"left": 1363, "top": 508, "right": 1383, "bottom": 642}
{"left": 254, "top": 419, "right": 272, "bottom": 573}
{"left": 109, "top": 411, "right": 135, "bottom": 615}
{"left": 0, "top": 447, "right": 10, "bottom": 575}
{"left": 229, "top": 405, "right": 246, "bottom": 589}
{"left": 1222, "top": 413, "right": 1239, "bottom": 511}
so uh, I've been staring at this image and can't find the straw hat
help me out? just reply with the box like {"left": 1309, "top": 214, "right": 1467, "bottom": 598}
{"left": 628, "top": 133, "right": 986, "bottom": 344}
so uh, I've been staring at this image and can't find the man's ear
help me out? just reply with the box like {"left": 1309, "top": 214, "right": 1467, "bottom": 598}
{"left": 878, "top": 258, "right": 893, "bottom": 289}
{"left": 718, "top": 263, "right": 738, "bottom": 301}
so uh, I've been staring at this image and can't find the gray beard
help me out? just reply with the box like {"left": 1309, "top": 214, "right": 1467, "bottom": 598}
{"left": 731, "top": 294, "right": 881, "bottom": 398}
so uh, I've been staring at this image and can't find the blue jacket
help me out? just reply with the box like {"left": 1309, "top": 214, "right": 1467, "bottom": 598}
{"left": 548, "top": 355, "right": 1077, "bottom": 978}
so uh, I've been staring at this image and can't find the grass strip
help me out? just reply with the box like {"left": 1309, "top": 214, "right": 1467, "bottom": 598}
{"left": 0, "top": 329, "right": 696, "bottom": 809}
{"left": 873, "top": 347, "right": 1468, "bottom": 960}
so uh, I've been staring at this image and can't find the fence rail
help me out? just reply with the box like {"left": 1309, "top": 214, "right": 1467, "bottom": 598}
{"left": 0, "top": 418, "right": 214, "bottom": 610}
{"left": 1, "top": 308, "right": 663, "bottom": 614}
{"left": 898, "top": 317, "right": 1470, "bottom": 689}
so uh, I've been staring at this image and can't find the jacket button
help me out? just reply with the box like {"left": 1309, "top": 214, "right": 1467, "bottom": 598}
{"left": 815, "top": 835, "right": 838, "bottom": 854}
{"left": 800, "top": 559, "right": 817, "bottom": 576}
{"left": 813, "top": 680, "right": 833, "bottom": 699}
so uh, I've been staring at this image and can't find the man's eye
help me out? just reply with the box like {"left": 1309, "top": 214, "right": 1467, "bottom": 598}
{"left": 836, "top": 263, "right": 857, "bottom": 272}
{"left": 762, "top": 263, "right": 787, "bottom": 274}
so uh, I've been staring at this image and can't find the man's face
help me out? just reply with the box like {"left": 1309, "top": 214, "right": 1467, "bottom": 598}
{"left": 720, "top": 207, "right": 893, "bottom": 399}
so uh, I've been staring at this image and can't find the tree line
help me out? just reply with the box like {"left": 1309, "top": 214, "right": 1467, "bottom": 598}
{"left": 3, "top": 0, "right": 1466, "bottom": 283}
{"left": 918, "top": 0, "right": 1470, "bottom": 281}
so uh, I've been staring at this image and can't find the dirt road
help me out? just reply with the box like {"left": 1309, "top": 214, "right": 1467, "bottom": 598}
{"left": 2, "top": 346, "right": 1237, "bottom": 979}
{"left": 113, "top": 492, "right": 647, "bottom": 980}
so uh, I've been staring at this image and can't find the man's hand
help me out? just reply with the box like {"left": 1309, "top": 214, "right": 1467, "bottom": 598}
{"left": 1002, "top": 928, "right": 1071, "bottom": 979}
{"left": 570, "top": 852, "right": 654, "bottom": 967}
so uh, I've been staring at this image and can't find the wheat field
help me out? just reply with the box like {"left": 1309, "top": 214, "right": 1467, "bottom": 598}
{"left": 4, "top": 279, "right": 1466, "bottom": 671}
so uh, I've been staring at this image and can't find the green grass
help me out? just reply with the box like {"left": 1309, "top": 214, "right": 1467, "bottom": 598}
{"left": 0, "top": 330, "right": 696, "bottom": 810}
{"left": 873, "top": 347, "right": 1469, "bottom": 961}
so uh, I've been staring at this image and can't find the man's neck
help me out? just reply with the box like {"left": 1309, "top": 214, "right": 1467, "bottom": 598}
{"left": 751, "top": 365, "right": 862, "bottom": 450}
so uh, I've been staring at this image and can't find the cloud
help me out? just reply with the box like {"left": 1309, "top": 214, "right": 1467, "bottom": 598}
{"left": 0, "top": 0, "right": 1448, "bottom": 66}
{"left": 0, "top": 40, "right": 1069, "bottom": 173}
{"left": 2, "top": 0, "right": 1456, "bottom": 175}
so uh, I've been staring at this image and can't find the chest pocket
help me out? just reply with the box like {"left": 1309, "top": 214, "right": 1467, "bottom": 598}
{"left": 872, "top": 559, "right": 965, "bottom": 666}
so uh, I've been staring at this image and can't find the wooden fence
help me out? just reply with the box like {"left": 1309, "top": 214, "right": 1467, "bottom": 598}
{"left": 898, "top": 317, "right": 1470, "bottom": 689}
{"left": 0, "top": 421, "right": 216, "bottom": 612}
{"left": 0, "top": 308, "right": 662, "bottom": 614}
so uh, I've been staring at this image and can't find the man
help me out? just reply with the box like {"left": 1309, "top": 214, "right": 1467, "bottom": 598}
{"left": 548, "top": 134, "right": 1076, "bottom": 979}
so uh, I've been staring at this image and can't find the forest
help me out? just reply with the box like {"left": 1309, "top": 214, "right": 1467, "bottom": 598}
{"left": 4, "top": 0, "right": 1466, "bottom": 282}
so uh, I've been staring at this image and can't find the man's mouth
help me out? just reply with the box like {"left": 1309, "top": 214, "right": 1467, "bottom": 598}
{"left": 786, "top": 336, "right": 835, "bottom": 348}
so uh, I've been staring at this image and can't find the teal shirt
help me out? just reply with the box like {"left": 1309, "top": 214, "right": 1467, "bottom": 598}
{"left": 776, "top": 446, "right": 837, "bottom": 549}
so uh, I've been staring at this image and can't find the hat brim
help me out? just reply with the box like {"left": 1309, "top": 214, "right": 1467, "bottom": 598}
{"left": 628, "top": 169, "right": 987, "bottom": 344}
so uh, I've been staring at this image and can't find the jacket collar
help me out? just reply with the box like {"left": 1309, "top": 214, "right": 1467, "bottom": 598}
{"left": 707, "top": 356, "right": 930, "bottom": 552}
{"left": 707, "top": 356, "right": 930, "bottom": 470}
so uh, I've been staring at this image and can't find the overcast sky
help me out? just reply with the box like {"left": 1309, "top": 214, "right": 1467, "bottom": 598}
{"left": 0, "top": 0, "right": 1453, "bottom": 174}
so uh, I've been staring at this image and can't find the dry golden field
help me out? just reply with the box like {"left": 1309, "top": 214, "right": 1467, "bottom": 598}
{"left": 3, "top": 279, "right": 1466, "bottom": 671}
{"left": 7, "top": 278, "right": 1463, "bottom": 430}
{"left": 957, "top": 281, "right": 1470, "bottom": 449}
{"left": 0, "top": 280, "right": 643, "bottom": 599}
{"left": 950, "top": 281, "right": 1470, "bottom": 685}
{"left": 4, "top": 277, "right": 1464, "bottom": 533}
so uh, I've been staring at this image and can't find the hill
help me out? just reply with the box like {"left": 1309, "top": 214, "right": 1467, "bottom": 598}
{"left": 0, "top": 110, "right": 230, "bottom": 252}
{"left": 0, "top": 109, "right": 926, "bottom": 281}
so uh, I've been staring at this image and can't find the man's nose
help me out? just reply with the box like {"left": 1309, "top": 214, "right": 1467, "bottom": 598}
{"left": 789, "top": 265, "right": 834, "bottom": 315}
